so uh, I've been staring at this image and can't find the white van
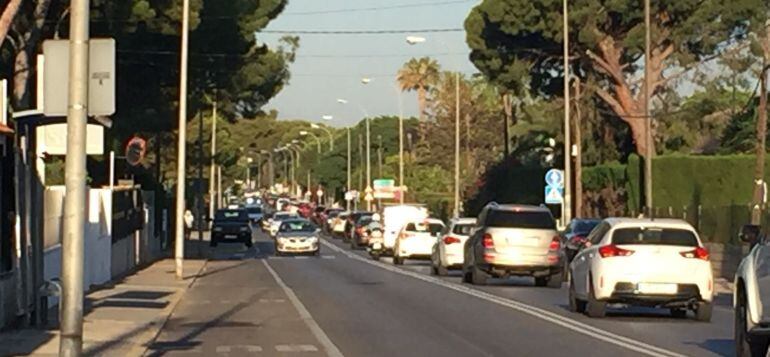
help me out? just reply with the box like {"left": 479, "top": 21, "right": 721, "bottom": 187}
{"left": 382, "top": 205, "right": 428, "bottom": 255}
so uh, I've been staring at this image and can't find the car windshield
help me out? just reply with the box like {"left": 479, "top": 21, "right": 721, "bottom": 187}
{"left": 573, "top": 220, "right": 600, "bottom": 233}
{"left": 247, "top": 207, "right": 262, "bottom": 214}
{"left": 486, "top": 210, "right": 555, "bottom": 229}
{"left": 453, "top": 224, "right": 475, "bottom": 236}
{"left": 215, "top": 210, "right": 246, "bottom": 221}
{"left": 612, "top": 227, "right": 698, "bottom": 247}
{"left": 275, "top": 213, "right": 297, "bottom": 220}
{"left": 280, "top": 221, "right": 316, "bottom": 233}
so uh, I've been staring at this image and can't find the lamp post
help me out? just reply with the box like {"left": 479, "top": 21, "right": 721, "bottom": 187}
{"left": 174, "top": 0, "right": 191, "bottom": 281}
{"left": 562, "top": 0, "right": 573, "bottom": 225}
{"left": 408, "top": 35, "right": 461, "bottom": 217}
{"left": 312, "top": 123, "right": 334, "bottom": 151}
{"left": 299, "top": 130, "right": 322, "bottom": 154}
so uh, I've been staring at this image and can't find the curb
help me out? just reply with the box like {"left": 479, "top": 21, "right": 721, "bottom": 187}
{"left": 136, "top": 260, "right": 209, "bottom": 357}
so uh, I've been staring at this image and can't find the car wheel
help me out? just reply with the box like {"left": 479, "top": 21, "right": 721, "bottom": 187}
{"left": 244, "top": 238, "right": 253, "bottom": 248}
{"left": 736, "top": 290, "right": 770, "bottom": 357}
{"left": 393, "top": 255, "right": 404, "bottom": 265}
{"left": 546, "top": 273, "right": 563, "bottom": 289}
{"left": 534, "top": 277, "right": 547, "bottom": 287}
{"left": 568, "top": 277, "right": 586, "bottom": 313}
{"left": 314, "top": 249, "right": 321, "bottom": 257}
{"left": 670, "top": 308, "right": 687, "bottom": 319}
{"left": 695, "top": 301, "right": 712, "bottom": 322}
{"left": 461, "top": 266, "right": 472, "bottom": 283}
{"left": 586, "top": 277, "right": 606, "bottom": 318}
{"left": 471, "top": 266, "right": 489, "bottom": 286}
{"left": 350, "top": 239, "right": 359, "bottom": 250}
{"left": 437, "top": 264, "right": 449, "bottom": 277}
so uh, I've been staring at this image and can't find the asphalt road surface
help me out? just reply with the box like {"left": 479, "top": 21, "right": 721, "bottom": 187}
{"left": 147, "top": 231, "right": 734, "bottom": 357}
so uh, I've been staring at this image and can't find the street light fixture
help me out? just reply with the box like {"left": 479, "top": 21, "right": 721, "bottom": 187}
{"left": 311, "top": 123, "right": 334, "bottom": 151}
{"left": 339, "top": 96, "right": 373, "bottom": 210}
{"left": 406, "top": 36, "right": 426, "bottom": 45}
{"left": 299, "top": 130, "right": 322, "bottom": 153}
{"left": 322, "top": 114, "right": 334, "bottom": 120}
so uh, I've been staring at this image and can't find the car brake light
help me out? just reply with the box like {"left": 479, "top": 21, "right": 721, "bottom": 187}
{"left": 598, "top": 245, "right": 634, "bottom": 258}
{"left": 443, "top": 236, "right": 461, "bottom": 245}
{"left": 680, "top": 247, "right": 709, "bottom": 261}
{"left": 400, "top": 233, "right": 414, "bottom": 240}
{"left": 482, "top": 233, "right": 494, "bottom": 248}
{"left": 549, "top": 236, "right": 560, "bottom": 251}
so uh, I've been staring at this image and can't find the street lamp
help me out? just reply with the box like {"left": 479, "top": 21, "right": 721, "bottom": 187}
{"left": 322, "top": 114, "right": 334, "bottom": 120}
{"left": 408, "top": 36, "right": 461, "bottom": 217}
{"left": 339, "top": 96, "right": 372, "bottom": 210}
{"left": 311, "top": 123, "right": 334, "bottom": 151}
{"left": 299, "top": 130, "right": 322, "bottom": 153}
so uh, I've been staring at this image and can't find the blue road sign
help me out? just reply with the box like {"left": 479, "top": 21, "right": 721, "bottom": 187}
{"left": 545, "top": 169, "right": 564, "bottom": 188}
{"left": 545, "top": 186, "right": 564, "bottom": 204}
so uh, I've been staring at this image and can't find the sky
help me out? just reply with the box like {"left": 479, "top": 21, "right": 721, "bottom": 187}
{"left": 259, "top": 0, "right": 480, "bottom": 127}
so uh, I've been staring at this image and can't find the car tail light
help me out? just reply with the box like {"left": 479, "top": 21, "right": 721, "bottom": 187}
{"left": 571, "top": 235, "right": 586, "bottom": 244}
{"left": 548, "top": 236, "right": 560, "bottom": 251}
{"left": 680, "top": 247, "right": 709, "bottom": 261}
{"left": 482, "top": 233, "right": 494, "bottom": 248}
{"left": 443, "top": 236, "right": 461, "bottom": 245}
{"left": 400, "top": 233, "right": 414, "bottom": 240}
{"left": 598, "top": 245, "right": 634, "bottom": 258}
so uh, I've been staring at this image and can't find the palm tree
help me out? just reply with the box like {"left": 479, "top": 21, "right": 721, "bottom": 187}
{"left": 397, "top": 57, "right": 441, "bottom": 120}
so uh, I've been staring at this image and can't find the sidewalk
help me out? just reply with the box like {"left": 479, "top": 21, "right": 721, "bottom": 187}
{"left": 0, "top": 258, "right": 207, "bottom": 356}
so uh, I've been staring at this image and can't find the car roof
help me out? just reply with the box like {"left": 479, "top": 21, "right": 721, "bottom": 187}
{"left": 602, "top": 217, "right": 696, "bottom": 230}
{"left": 406, "top": 218, "right": 445, "bottom": 225}
{"left": 281, "top": 218, "right": 310, "bottom": 224}
{"left": 487, "top": 203, "right": 551, "bottom": 213}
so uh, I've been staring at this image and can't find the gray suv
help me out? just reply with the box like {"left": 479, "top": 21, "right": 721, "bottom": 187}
{"left": 462, "top": 203, "right": 563, "bottom": 287}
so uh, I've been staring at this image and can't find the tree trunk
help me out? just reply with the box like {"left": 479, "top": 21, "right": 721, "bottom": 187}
{"left": 752, "top": 66, "right": 767, "bottom": 225}
{"left": 0, "top": 0, "right": 22, "bottom": 48}
{"left": 12, "top": 0, "right": 53, "bottom": 110}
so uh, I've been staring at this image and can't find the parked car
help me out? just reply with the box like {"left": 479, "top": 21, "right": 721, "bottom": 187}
{"left": 562, "top": 218, "right": 601, "bottom": 263}
{"left": 269, "top": 212, "right": 299, "bottom": 238}
{"left": 568, "top": 218, "right": 713, "bottom": 321}
{"left": 393, "top": 218, "right": 446, "bottom": 265}
{"left": 275, "top": 219, "right": 321, "bottom": 256}
{"left": 462, "top": 203, "right": 563, "bottom": 287}
{"left": 734, "top": 224, "right": 770, "bottom": 356}
{"left": 382, "top": 205, "right": 428, "bottom": 256}
{"left": 245, "top": 206, "right": 265, "bottom": 225}
{"left": 431, "top": 218, "right": 477, "bottom": 276}
{"left": 211, "top": 208, "right": 253, "bottom": 248}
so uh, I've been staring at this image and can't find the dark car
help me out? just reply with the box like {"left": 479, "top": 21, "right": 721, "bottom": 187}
{"left": 350, "top": 216, "right": 374, "bottom": 249}
{"left": 245, "top": 206, "right": 264, "bottom": 225}
{"left": 562, "top": 218, "right": 601, "bottom": 262}
{"left": 345, "top": 211, "right": 373, "bottom": 242}
{"left": 298, "top": 202, "right": 313, "bottom": 218}
{"left": 312, "top": 206, "right": 326, "bottom": 225}
{"left": 211, "top": 209, "right": 253, "bottom": 248}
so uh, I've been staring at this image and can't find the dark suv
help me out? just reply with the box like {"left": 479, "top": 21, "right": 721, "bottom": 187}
{"left": 211, "top": 209, "right": 253, "bottom": 248}
{"left": 462, "top": 203, "right": 562, "bottom": 287}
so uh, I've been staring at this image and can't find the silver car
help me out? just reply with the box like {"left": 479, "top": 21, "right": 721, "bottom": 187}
{"left": 274, "top": 219, "right": 321, "bottom": 256}
{"left": 462, "top": 203, "right": 563, "bottom": 287}
{"left": 735, "top": 224, "right": 770, "bottom": 356}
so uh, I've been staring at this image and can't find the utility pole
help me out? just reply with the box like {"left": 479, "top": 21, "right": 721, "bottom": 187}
{"left": 399, "top": 100, "right": 405, "bottom": 204}
{"left": 217, "top": 165, "right": 222, "bottom": 208}
{"left": 208, "top": 94, "right": 217, "bottom": 222}
{"left": 347, "top": 128, "right": 351, "bottom": 210}
{"left": 174, "top": 0, "right": 191, "bottom": 280}
{"left": 377, "top": 135, "right": 383, "bottom": 177}
{"left": 574, "top": 78, "right": 583, "bottom": 218}
{"left": 197, "top": 112, "right": 204, "bottom": 253}
{"left": 562, "top": 0, "right": 573, "bottom": 227}
{"left": 644, "top": 0, "right": 653, "bottom": 217}
{"left": 366, "top": 118, "right": 372, "bottom": 210}
{"left": 454, "top": 72, "right": 461, "bottom": 218}
{"left": 60, "top": 0, "right": 89, "bottom": 355}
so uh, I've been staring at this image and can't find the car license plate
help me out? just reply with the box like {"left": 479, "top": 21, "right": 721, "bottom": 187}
{"left": 637, "top": 283, "right": 677, "bottom": 295}
{"left": 373, "top": 242, "right": 382, "bottom": 250}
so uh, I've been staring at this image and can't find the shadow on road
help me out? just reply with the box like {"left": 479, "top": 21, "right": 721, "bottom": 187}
{"left": 683, "top": 338, "right": 733, "bottom": 357}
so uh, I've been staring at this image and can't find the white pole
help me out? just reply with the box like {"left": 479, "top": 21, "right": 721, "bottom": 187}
{"left": 209, "top": 97, "right": 217, "bottom": 221}
{"left": 174, "top": 0, "right": 191, "bottom": 280}
{"left": 217, "top": 165, "right": 222, "bottom": 208}
{"left": 109, "top": 151, "right": 115, "bottom": 192}
{"left": 562, "top": 0, "right": 572, "bottom": 227}
{"left": 347, "top": 128, "right": 351, "bottom": 210}
{"left": 644, "top": 0, "right": 653, "bottom": 216}
{"left": 454, "top": 72, "right": 461, "bottom": 218}
{"left": 366, "top": 117, "right": 371, "bottom": 210}
{"left": 60, "top": 0, "right": 89, "bottom": 354}
{"left": 399, "top": 96, "right": 405, "bottom": 204}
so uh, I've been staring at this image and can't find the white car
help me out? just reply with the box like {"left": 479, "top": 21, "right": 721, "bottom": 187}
{"left": 568, "top": 218, "right": 713, "bottom": 321}
{"left": 734, "top": 224, "right": 770, "bottom": 357}
{"left": 270, "top": 212, "right": 299, "bottom": 237}
{"left": 393, "top": 218, "right": 445, "bottom": 265}
{"left": 332, "top": 212, "right": 350, "bottom": 237}
{"left": 383, "top": 205, "right": 428, "bottom": 255}
{"left": 274, "top": 219, "right": 320, "bottom": 256}
{"left": 431, "top": 218, "right": 476, "bottom": 276}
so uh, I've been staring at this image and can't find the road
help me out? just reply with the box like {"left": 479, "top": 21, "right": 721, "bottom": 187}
{"left": 148, "top": 231, "right": 734, "bottom": 357}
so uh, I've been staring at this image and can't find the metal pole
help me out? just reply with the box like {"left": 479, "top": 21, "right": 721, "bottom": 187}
{"left": 644, "top": 0, "right": 654, "bottom": 217}
{"left": 245, "top": 163, "right": 250, "bottom": 190}
{"left": 217, "top": 165, "right": 222, "bottom": 208}
{"left": 109, "top": 151, "right": 115, "bottom": 192}
{"left": 562, "top": 0, "right": 572, "bottom": 227}
{"left": 399, "top": 94, "right": 405, "bottom": 204}
{"left": 377, "top": 135, "right": 383, "bottom": 178}
{"left": 269, "top": 152, "right": 274, "bottom": 188}
{"left": 174, "top": 0, "right": 190, "bottom": 280}
{"left": 454, "top": 72, "right": 461, "bottom": 218}
{"left": 366, "top": 117, "right": 371, "bottom": 210}
{"left": 209, "top": 95, "right": 217, "bottom": 222}
{"left": 347, "top": 128, "right": 351, "bottom": 210}
{"left": 60, "top": 0, "right": 89, "bottom": 353}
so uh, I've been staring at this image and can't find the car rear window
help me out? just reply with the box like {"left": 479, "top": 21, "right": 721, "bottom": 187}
{"left": 611, "top": 227, "right": 698, "bottom": 247}
{"left": 453, "top": 224, "right": 474, "bottom": 235}
{"left": 280, "top": 220, "right": 316, "bottom": 233}
{"left": 407, "top": 222, "right": 445, "bottom": 236}
{"left": 216, "top": 210, "right": 246, "bottom": 220}
{"left": 485, "top": 210, "right": 555, "bottom": 229}
{"left": 247, "top": 207, "right": 262, "bottom": 214}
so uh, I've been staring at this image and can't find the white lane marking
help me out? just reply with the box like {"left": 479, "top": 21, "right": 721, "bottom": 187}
{"left": 321, "top": 239, "right": 684, "bottom": 357}
{"left": 216, "top": 346, "right": 231, "bottom": 353}
{"left": 295, "top": 256, "right": 309, "bottom": 260}
{"left": 275, "top": 344, "right": 319, "bottom": 352}
{"left": 321, "top": 255, "right": 336, "bottom": 259}
{"left": 262, "top": 260, "right": 344, "bottom": 357}
{"left": 216, "top": 345, "right": 263, "bottom": 353}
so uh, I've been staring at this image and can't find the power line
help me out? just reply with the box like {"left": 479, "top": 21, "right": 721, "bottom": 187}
{"left": 283, "top": 0, "right": 475, "bottom": 16}
{"left": 259, "top": 28, "right": 464, "bottom": 35}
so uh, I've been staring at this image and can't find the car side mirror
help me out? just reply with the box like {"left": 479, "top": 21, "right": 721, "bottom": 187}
{"left": 740, "top": 224, "right": 761, "bottom": 244}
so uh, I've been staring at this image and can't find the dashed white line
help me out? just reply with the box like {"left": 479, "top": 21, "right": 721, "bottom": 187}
{"left": 275, "top": 344, "right": 319, "bottom": 352}
{"left": 321, "top": 239, "right": 685, "bottom": 357}
{"left": 262, "top": 260, "right": 344, "bottom": 357}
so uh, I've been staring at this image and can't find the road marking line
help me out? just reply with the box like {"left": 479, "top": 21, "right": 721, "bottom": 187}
{"left": 275, "top": 344, "right": 319, "bottom": 352}
{"left": 321, "top": 255, "right": 336, "bottom": 259}
{"left": 216, "top": 346, "right": 231, "bottom": 353}
{"left": 262, "top": 260, "right": 344, "bottom": 357}
{"left": 295, "top": 256, "right": 309, "bottom": 260}
{"left": 321, "top": 239, "right": 684, "bottom": 357}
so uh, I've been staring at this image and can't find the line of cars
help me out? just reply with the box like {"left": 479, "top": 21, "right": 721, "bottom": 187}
{"left": 319, "top": 202, "right": 716, "bottom": 325}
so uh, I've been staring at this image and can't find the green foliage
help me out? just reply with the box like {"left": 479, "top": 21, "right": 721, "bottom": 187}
{"left": 582, "top": 163, "right": 626, "bottom": 192}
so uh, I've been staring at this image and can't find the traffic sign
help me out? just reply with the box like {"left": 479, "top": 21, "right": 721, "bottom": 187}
{"left": 365, "top": 193, "right": 374, "bottom": 201}
{"left": 545, "top": 186, "right": 564, "bottom": 204}
{"left": 125, "top": 136, "right": 146, "bottom": 166}
{"left": 545, "top": 169, "right": 564, "bottom": 188}
{"left": 365, "top": 186, "right": 374, "bottom": 194}
{"left": 316, "top": 189, "right": 324, "bottom": 197}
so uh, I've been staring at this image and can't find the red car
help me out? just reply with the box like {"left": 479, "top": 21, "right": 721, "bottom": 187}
{"left": 298, "top": 203, "right": 313, "bottom": 218}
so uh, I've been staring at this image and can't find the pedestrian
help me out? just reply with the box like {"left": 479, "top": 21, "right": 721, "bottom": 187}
{"left": 184, "top": 209, "right": 194, "bottom": 239}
